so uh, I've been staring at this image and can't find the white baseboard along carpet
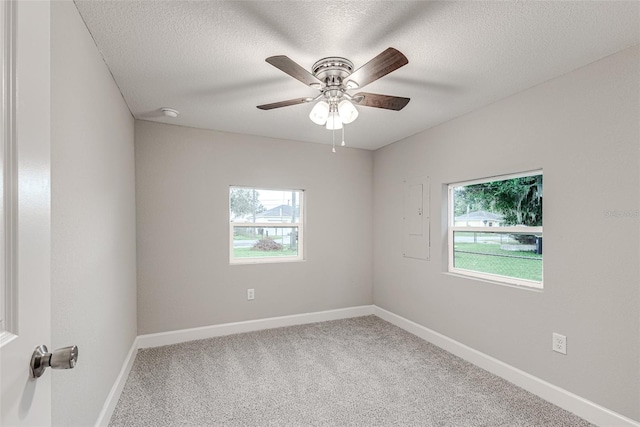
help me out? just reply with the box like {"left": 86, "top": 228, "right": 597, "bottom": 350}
{"left": 108, "top": 316, "right": 593, "bottom": 426}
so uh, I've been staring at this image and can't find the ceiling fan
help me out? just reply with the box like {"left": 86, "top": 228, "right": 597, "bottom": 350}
{"left": 257, "top": 48, "right": 410, "bottom": 149}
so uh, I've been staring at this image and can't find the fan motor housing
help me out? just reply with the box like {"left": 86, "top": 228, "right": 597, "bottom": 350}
{"left": 312, "top": 57, "right": 353, "bottom": 84}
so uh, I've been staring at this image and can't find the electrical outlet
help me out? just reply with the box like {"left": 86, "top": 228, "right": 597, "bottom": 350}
{"left": 247, "top": 289, "right": 255, "bottom": 301}
{"left": 552, "top": 333, "right": 567, "bottom": 355}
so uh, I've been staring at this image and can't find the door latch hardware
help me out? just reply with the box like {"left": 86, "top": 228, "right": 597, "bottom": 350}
{"left": 30, "top": 345, "right": 78, "bottom": 378}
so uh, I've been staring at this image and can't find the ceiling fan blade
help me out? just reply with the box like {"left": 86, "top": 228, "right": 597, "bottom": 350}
{"left": 352, "top": 92, "right": 410, "bottom": 111}
{"left": 266, "top": 56, "right": 323, "bottom": 87}
{"left": 256, "top": 98, "right": 311, "bottom": 110}
{"left": 346, "top": 48, "right": 408, "bottom": 89}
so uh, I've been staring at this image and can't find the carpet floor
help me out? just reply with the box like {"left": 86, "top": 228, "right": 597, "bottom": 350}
{"left": 109, "top": 316, "right": 594, "bottom": 426}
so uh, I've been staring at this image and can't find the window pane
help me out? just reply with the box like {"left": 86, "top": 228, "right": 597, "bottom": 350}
{"left": 453, "top": 231, "right": 542, "bottom": 282}
{"left": 452, "top": 174, "right": 542, "bottom": 228}
{"left": 230, "top": 188, "right": 301, "bottom": 224}
{"left": 233, "top": 226, "right": 299, "bottom": 259}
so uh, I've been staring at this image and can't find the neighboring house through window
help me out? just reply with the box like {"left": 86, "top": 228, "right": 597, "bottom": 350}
{"left": 229, "top": 186, "right": 304, "bottom": 264}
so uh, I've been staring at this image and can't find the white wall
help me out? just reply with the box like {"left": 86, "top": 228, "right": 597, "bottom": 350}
{"left": 373, "top": 46, "right": 640, "bottom": 421}
{"left": 51, "top": 2, "right": 137, "bottom": 426}
{"left": 135, "top": 121, "right": 373, "bottom": 335}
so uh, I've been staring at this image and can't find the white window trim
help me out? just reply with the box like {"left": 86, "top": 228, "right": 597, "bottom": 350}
{"left": 451, "top": 169, "right": 542, "bottom": 188}
{"left": 447, "top": 171, "right": 543, "bottom": 289}
{"left": 229, "top": 188, "right": 304, "bottom": 265}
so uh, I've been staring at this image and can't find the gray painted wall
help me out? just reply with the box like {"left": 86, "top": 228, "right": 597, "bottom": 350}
{"left": 135, "top": 121, "right": 373, "bottom": 335}
{"left": 51, "top": 2, "right": 137, "bottom": 425}
{"left": 373, "top": 46, "right": 639, "bottom": 421}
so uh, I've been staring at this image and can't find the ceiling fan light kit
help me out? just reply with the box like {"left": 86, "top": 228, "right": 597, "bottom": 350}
{"left": 325, "top": 108, "right": 343, "bottom": 130}
{"left": 258, "top": 47, "right": 410, "bottom": 152}
{"left": 338, "top": 99, "right": 358, "bottom": 124}
{"left": 309, "top": 101, "right": 330, "bottom": 125}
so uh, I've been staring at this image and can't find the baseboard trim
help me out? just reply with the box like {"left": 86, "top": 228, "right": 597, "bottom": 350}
{"left": 94, "top": 338, "right": 138, "bottom": 427}
{"left": 373, "top": 306, "right": 639, "bottom": 427}
{"left": 136, "top": 305, "right": 375, "bottom": 349}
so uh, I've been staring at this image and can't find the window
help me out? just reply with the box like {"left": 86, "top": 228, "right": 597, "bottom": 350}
{"left": 448, "top": 171, "right": 543, "bottom": 288}
{"left": 229, "top": 187, "right": 304, "bottom": 264}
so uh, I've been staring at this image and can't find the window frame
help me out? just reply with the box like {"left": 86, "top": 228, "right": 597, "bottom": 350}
{"left": 447, "top": 170, "right": 543, "bottom": 289}
{"left": 229, "top": 186, "right": 304, "bottom": 265}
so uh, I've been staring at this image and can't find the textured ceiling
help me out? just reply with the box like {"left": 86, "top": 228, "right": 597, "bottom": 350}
{"left": 74, "top": 1, "right": 639, "bottom": 150}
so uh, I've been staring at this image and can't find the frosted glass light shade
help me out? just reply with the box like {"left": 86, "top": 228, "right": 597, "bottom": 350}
{"left": 325, "top": 111, "right": 343, "bottom": 130}
{"left": 309, "top": 101, "right": 330, "bottom": 125}
{"left": 338, "top": 100, "right": 359, "bottom": 124}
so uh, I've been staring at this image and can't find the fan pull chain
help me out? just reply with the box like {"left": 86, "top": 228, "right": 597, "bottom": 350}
{"left": 332, "top": 127, "right": 336, "bottom": 153}
{"left": 341, "top": 127, "right": 346, "bottom": 147}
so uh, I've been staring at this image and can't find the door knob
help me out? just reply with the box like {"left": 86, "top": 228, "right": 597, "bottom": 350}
{"left": 30, "top": 345, "right": 78, "bottom": 378}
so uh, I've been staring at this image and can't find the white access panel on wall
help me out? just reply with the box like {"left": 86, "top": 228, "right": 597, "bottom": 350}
{"left": 402, "top": 176, "right": 429, "bottom": 260}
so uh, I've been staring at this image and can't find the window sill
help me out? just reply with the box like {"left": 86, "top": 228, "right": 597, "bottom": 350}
{"left": 230, "top": 257, "right": 305, "bottom": 266}
{"left": 444, "top": 271, "right": 543, "bottom": 292}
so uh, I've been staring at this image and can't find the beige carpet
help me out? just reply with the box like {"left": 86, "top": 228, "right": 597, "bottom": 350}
{"left": 109, "top": 316, "right": 593, "bottom": 426}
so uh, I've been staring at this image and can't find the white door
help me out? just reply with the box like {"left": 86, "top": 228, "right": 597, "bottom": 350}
{"left": 0, "top": 1, "right": 52, "bottom": 425}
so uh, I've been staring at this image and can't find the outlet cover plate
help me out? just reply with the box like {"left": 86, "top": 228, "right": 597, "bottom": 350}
{"left": 247, "top": 289, "right": 255, "bottom": 301}
{"left": 552, "top": 332, "right": 567, "bottom": 355}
